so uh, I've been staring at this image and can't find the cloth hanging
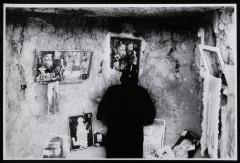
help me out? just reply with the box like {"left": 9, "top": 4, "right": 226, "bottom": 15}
{"left": 201, "top": 73, "right": 221, "bottom": 158}
{"left": 47, "top": 81, "right": 60, "bottom": 115}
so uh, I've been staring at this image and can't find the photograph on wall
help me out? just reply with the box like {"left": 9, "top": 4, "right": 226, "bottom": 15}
{"left": 199, "top": 45, "right": 225, "bottom": 78}
{"left": 42, "top": 134, "right": 70, "bottom": 158}
{"left": 35, "top": 50, "right": 93, "bottom": 84}
{"left": 110, "top": 37, "right": 141, "bottom": 76}
{"left": 61, "top": 51, "right": 93, "bottom": 83}
{"left": 172, "top": 129, "right": 200, "bottom": 158}
{"left": 68, "top": 113, "right": 94, "bottom": 151}
{"left": 94, "top": 132, "right": 104, "bottom": 147}
{"left": 35, "top": 51, "right": 63, "bottom": 84}
{"left": 203, "top": 50, "right": 222, "bottom": 78}
{"left": 143, "top": 119, "right": 166, "bottom": 158}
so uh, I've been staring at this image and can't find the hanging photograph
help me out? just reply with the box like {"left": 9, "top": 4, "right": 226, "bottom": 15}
{"left": 198, "top": 45, "right": 225, "bottom": 78}
{"left": 34, "top": 50, "right": 93, "bottom": 84}
{"left": 68, "top": 113, "right": 94, "bottom": 151}
{"left": 42, "top": 134, "right": 70, "bottom": 158}
{"left": 61, "top": 51, "right": 93, "bottom": 84}
{"left": 110, "top": 37, "right": 141, "bottom": 75}
{"left": 35, "top": 51, "right": 63, "bottom": 84}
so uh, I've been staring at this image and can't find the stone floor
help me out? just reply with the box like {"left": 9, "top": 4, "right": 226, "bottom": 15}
{"left": 68, "top": 146, "right": 208, "bottom": 159}
{"left": 69, "top": 147, "right": 106, "bottom": 159}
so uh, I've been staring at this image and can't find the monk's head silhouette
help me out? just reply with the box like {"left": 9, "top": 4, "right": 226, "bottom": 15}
{"left": 120, "top": 68, "right": 138, "bottom": 86}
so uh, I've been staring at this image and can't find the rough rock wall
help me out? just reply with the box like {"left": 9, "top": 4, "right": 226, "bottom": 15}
{"left": 139, "top": 29, "right": 203, "bottom": 146}
{"left": 212, "top": 7, "right": 236, "bottom": 159}
{"left": 5, "top": 11, "right": 205, "bottom": 158}
{"left": 197, "top": 7, "right": 236, "bottom": 158}
{"left": 5, "top": 14, "right": 109, "bottom": 158}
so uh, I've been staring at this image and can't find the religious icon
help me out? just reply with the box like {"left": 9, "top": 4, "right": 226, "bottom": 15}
{"left": 198, "top": 45, "right": 225, "bottom": 78}
{"left": 110, "top": 37, "right": 141, "bottom": 76}
{"left": 68, "top": 113, "right": 94, "bottom": 151}
{"left": 35, "top": 50, "right": 93, "bottom": 84}
{"left": 35, "top": 51, "right": 63, "bottom": 84}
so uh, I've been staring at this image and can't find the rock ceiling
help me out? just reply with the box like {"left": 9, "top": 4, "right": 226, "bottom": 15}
{"left": 7, "top": 6, "right": 224, "bottom": 18}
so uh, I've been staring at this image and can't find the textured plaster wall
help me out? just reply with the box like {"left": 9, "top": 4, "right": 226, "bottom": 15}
{"left": 5, "top": 15, "right": 109, "bottom": 158}
{"left": 212, "top": 7, "right": 236, "bottom": 158}
{"left": 5, "top": 11, "right": 209, "bottom": 158}
{"left": 195, "top": 7, "right": 236, "bottom": 158}
{"left": 139, "top": 29, "right": 203, "bottom": 147}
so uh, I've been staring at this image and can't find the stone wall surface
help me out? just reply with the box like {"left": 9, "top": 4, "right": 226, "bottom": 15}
{"left": 212, "top": 7, "right": 236, "bottom": 159}
{"left": 5, "top": 15, "right": 109, "bottom": 158}
{"left": 196, "top": 7, "right": 236, "bottom": 159}
{"left": 139, "top": 30, "right": 203, "bottom": 147}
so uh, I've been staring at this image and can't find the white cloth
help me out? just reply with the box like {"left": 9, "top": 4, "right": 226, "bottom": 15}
{"left": 201, "top": 73, "right": 221, "bottom": 158}
{"left": 47, "top": 81, "right": 60, "bottom": 115}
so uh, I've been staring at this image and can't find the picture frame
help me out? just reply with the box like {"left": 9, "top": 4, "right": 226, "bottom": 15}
{"left": 110, "top": 36, "right": 141, "bottom": 76}
{"left": 42, "top": 134, "right": 70, "bottom": 158}
{"left": 68, "top": 113, "right": 94, "bottom": 151}
{"left": 34, "top": 50, "right": 93, "bottom": 84}
{"left": 172, "top": 129, "right": 200, "bottom": 158}
{"left": 93, "top": 132, "right": 104, "bottom": 147}
{"left": 143, "top": 119, "right": 166, "bottom": 158}
{"left": 198, "top": 44, "right": 225, "bottom": 78}
{"left": 61, "top": 50, "right": 93, "bottom": 84}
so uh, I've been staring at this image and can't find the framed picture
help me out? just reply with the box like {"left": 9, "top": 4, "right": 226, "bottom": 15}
{"left": 35, "top": 51, "right": 63, "bottom": 84}
{"left": 198, "top": 45, "right": 225, "bottom": 78}
{"left": 110, "top": 36, "right": 141, "bottom": 75}
{"left": 34, "top": 50, "right": 93, "bottom": 84}
{"left": 68, "top": 113, "right": 94, "bottom": 151}
{"left": 94, "top": 132, "right": 104, "bottom": 147}
{"left": 172, "top": 129, "right": 200, "bottom": 158}
{"left": 61, "top": 51, "right": 93, "bottom": 84}
{"left": 143, "top": 119, "right": 166, "bottom": 158}
{"left": 42, "top": 134, "right": 70, "bottom": 158}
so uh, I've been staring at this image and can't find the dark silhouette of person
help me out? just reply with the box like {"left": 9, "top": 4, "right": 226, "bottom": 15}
{"left": 97, "top": 69, "right": 156, "bottom": 158}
